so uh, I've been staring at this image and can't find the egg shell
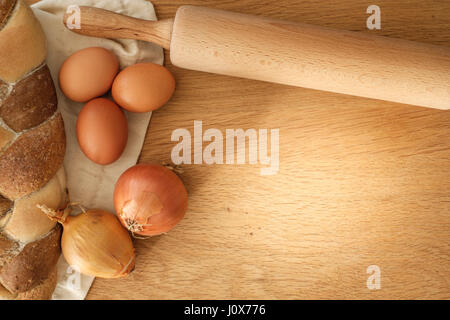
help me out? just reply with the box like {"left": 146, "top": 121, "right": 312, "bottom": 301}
{"left": 59, "top": 47, "right": 119, "bottom": 102}
{"left": 76, "top": 98, "right": 128, "bottom": 165}
{"left": 112, "top": 63, "right": 175, "bottom": 113}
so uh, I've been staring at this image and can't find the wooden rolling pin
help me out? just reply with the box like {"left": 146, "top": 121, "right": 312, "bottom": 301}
{"left": 64, "top": 5, "right": 450, "bottom": 110}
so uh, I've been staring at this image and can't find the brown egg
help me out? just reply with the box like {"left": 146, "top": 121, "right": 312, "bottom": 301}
{"left": 59, "top": 47, "right": 119, "bottom": 102}
{"left": 76, "top": 98, "right": 128, "bottom": 165}
{"left": 112, "top": 63, "right": 175, "bottom": 113}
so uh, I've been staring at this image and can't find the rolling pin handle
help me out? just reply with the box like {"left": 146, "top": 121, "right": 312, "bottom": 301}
{"left": 63, "top": 6, "right": 173, "bottom": 50}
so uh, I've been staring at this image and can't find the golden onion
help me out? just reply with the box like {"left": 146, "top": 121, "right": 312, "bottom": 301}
{"left": 40, "top": 205, "right": 135, "bottom": 278}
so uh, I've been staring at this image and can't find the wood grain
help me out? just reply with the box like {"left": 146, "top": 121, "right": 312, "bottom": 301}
{"left": 29, "top": 0, "right": 450, "bottom": 299}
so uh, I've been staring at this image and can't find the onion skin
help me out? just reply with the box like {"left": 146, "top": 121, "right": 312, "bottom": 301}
{"left": 114, "top": 164, "right": 188, "bottom": 237}
{"left": 61, "top": 209, "right": 135, "bottom": 278}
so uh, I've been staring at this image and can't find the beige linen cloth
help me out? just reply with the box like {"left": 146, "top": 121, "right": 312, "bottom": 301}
{"left": 31, "top": 0, "right": 163, "bottom": 300}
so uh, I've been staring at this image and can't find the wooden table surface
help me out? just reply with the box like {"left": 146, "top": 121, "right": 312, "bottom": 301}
{"left": 44, "top": 0, "right": 450, "bottom": 299}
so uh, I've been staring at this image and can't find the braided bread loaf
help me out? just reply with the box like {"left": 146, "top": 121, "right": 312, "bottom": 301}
{"left": 0, "top": 0, "right": 66, "bottom": 300}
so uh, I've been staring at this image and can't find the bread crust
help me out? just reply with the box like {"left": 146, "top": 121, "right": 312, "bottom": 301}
{"left": 0, "top": 225, "right": 61, "bottom": 293}
{"left": 0, "top": 265, "right": 57, "bottom": 300}
{"left": 0, "top": 0, "right": 16, "bottom": 29}
{"left": 0, "top": 195, "right": 11, "bottom": 217}
{"left": 0, "top": 112, "right": 66, "bottom": 200}
{"left": 0, "top": 0, "right": 66, "bottom": 299}
{"left": 0, "top": 64, "right": 57, "bottom": 132}
{"left": 0, "top": 0, "right": 46, "bottom": 83}
{"left": 0, "top": 125, "right": 14, "bottom": 152}
{"left": 3, "top": 167, "right": 67, "bottom": 243}
{"left": 0, "top": 233, "right": 18, "bottom": 269}
{"left": 0, "top": 78, "right": 9, "bottom": 104}
{"left": 16, "top": 265, "right": 57, "bottom": 300}
{"left": 0, "top": 212, "right": 10, "bottom": 228}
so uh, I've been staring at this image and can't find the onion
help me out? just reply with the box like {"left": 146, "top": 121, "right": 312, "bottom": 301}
{"left": 114, "top": 164, "right": 188, "bottom": 237}
{"left": 39, "top": 205, "right": 135, "bottom": 279}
